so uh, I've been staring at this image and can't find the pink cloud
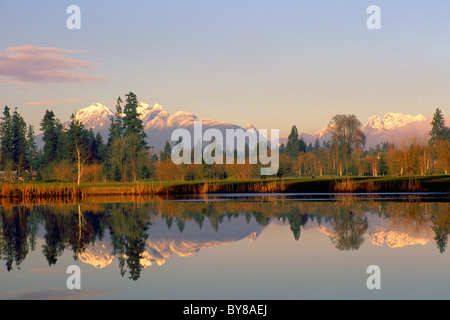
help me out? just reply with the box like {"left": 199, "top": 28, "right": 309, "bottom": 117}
{"left": 26, "top": 97, "right": 87, "bottom": 106}
{"left": 0, "top": 45, "right": 106, "bottom": 84}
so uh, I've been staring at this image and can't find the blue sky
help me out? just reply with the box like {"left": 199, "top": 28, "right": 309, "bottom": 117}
{"left": 1, "top": 0, "right": 449, "bottom": 136}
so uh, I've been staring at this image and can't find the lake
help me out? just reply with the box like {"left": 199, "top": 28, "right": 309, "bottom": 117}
{"left": 0, "top": 193, "right": 449, "bottom": 300}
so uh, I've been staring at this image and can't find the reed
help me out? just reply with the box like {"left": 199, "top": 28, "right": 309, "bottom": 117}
{"left": 333, "top": 177, "right": 359, "bottom": 192}
{"left": 0, "top": 175, "right": 445, "bottom": 203}
{"left": 332, "top": 176, "right": 424, "bottom": 193}
{"left": 0, "top": 183, "right": 83, "bottom": 202}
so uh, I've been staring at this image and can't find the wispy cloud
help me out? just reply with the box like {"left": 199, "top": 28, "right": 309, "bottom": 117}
{"left": 0, "top": 45, "right": 106, "bottom": 84}
{"left": 26, "top": 97, "right": 87, "bottom": 107}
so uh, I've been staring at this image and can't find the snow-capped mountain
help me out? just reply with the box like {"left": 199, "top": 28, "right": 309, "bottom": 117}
{"left": 279, "top": 112, "right": 448, "bottom": 148}
{"left": 56, "top": 102, "right": 255, "bottom": 151}
{"left": 364, "top": 112, "right": 427, "bottom": 134}
{"left": 70, "top": 103, "right": 114, "bottom": 129}
{"left": 361, "top": 112, "right": 434, "bottom": 147}
{"left": 37, "top": 103, "right": 446, "bottom": 151}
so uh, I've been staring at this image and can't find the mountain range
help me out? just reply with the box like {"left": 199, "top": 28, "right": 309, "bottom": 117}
{"left": 35, "top": 102, "right": 448, "bottom": 151}
{"left": 57, "top": 102, "right": 250, "bottom": 151}
{"left": 299, "top": 112, "right": 443, "bottom": 148}
{"left": 68, "top": 213, "right": 435, "bottom": 269}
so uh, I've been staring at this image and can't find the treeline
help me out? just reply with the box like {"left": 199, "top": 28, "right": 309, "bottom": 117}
{"left": 0, "top": 93, "right": 449, "bottom": 183}
{"left": 276, "top": 110, "right": 450, "bottom": 178}
{"left": 0, "top": 92, "right": 153, "bottom": 184}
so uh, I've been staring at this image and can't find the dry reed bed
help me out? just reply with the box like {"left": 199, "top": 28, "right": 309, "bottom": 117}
{"left": 0, "top": 179, "right": 287, "bottom": 202}
{"left": 332, "top": 177, "right": 422, "bottom": 193}
{"left": 0, "top": 176, "right": 439, "bottom": 205}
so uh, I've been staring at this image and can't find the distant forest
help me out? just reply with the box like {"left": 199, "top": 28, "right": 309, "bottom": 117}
{"left": 1, "top": 92, "right": 449, "bottom": 184}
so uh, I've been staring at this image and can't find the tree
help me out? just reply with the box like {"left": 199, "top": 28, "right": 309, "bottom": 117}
{"left": 160, "top": 141, "right": 172, "bottom": 162}
{"left": 66, "top": 114, "right": 90, "bottom": 185}
{"left": 285, "top": 125, "right": 306, "bottom": 158}
{"left": 313, "top": 138, "right": 321, "bottom": 152}
{"left": 92, "top": 132, "right": 106, "bottom": 163}
{"left": 108, "top": 97, "right": 124, "bottom": 146}
{"left": 123, "top": 133, "right": 148, "bottom": 182}
{"left": 331, "top": 210, "right": 368, "bottom": 250}
{"left": 26, "top": 125, "right": 38, "bottom": 178}
{"left": 429, "top": 108, "right": 449, "bottom": 146}
{"left": 432, "top": 140, "right": 450, "bottom": 174}
{"left": 109, "top": 137, "right": 126, "bottom": 181}
{"left": 328, "top": 114, "right": 366, "bottom": 156}
{"left": 11, "top": 108, "right": 28, "bottom": 176}
{"left": 0, "top": 106, "right": 13, "bottom": 170}
{"left": 122, "top": 92, "right": 147, "bottom": 150}
{"left": 40, "top": 110, "right": 65, "bottom": 165}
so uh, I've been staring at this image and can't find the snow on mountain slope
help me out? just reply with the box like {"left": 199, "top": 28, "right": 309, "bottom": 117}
{"left": 57, "top": 102, "right": 250, "bottom": 151}
{"left": 363, "top": 112, "right": 427, "bottom": 135}
{"left": 71, "top": 103, "right": 114, "bottom": 129}
{"left": 278, "top": 112, "right": 446, "bottom": 148}
{"left": 38, "top": 103, "right": 447, "bottom": 151}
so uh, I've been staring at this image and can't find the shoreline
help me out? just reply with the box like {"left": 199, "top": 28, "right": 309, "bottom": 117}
{"left": 0, "top": 175, "right": 448, "bottom": 202}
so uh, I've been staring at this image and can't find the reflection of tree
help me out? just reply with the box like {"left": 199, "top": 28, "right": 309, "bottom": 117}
{"left": 0, "top": 206, "right": 31, "bottom": 271}
{"left": 1, "top": 200, "right": 448, "bottom": 275}
{"left": 67, "top": 204, "right": 97, "bottom": 261}
{"left": 330, "top": 210, "right": 368, "bottom": 250}
{"left": 108, "top": 203, "right": 151, "bottom": 281}
{"left": 430, "top": 203, "right": 450, "bottom": 254}
{"left": 42, "top": 208, "right": 65, "bottom": 266}
{"left": 41, "top": 204, "right": 106, "bottom": 265}
{"left": 201, "top": 202, "right": 222, "bottom": 232}
{"left": 280, "top": 208, "right": 309, "bottom": 241}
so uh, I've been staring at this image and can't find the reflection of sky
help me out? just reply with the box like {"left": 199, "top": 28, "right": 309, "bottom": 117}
{"left": 1, "top": 212, "right": 448, "bottom": 300}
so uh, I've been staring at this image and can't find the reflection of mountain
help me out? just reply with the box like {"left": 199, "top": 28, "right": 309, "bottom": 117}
{"left": 4, "top": 201, "right": 448, "bottom": 275}
{"left": 79, "top": 215, "right": 266, "bottom": 269}
{"left": 311, "top": 213, "right": 434, "bottom": 248}
{"left": 367, "top": 231, "right": 429, "bottom": 248}
{"left": 79, "top": 212, "right": 439, "bottom": 269}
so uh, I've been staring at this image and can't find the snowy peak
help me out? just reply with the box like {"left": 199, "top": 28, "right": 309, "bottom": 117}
{"left": 365, "top": 115, "right": 383, "bottom": 130}
{"left": 61, "top": 101, "right": 249, "bottom": 150}
{"left": 278, "top": 111, "right": 435, "bottom": 149}
{"left": 245, "top": 123, "right": 258, "bottom": 133}
{"left": 73, "top": 103, "right": 114, "bottom": 129}
{"left": 363, "top": 112, "right": 426, "bottom": 134}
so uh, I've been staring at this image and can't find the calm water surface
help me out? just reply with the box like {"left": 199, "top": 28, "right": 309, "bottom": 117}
{"left": 0, "top": 193, "right": 449, "bottom": 300}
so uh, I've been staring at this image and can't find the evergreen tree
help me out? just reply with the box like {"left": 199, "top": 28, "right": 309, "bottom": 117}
{"left": 0, "top": 106, "right": 13, "bottom": 169}
{"left": 93, "top": 132, "right": 106, "bottom": 162}
{"left": 429, "top": 108, "right": 449, "bottom": 145}
{"left": 122, "top": 92, "right": 147, "bottom": 149}
{"left": 40, "top": 110, "right": 65, "bottom": 165}
{"left": 160, "top": 141, "right": 172, "bottom": 162}
{"left": 11, "top": 108, "right": 28, "bottom": 175}
{"left": 108, "top": 97, "right": 124, "bottom": 146}
{"left": 314, "top": 138, "right": 321, "bottom": 151}
{"left": 26, "top": 125, "right": 38, "bottom": 175}
{"left": 285, "top": 125, "right": 300, "bottom": 158}
{"left": 299, "top": 137, "right": 307, "bottom": 153}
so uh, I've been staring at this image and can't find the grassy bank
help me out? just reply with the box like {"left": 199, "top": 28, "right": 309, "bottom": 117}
{"left": 0, "top": 175, "right": 448, "bottom": 202}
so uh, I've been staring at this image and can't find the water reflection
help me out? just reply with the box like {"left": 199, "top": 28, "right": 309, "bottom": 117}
{"left": 0, "top": 199, "right": 448, "bottom": 280}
